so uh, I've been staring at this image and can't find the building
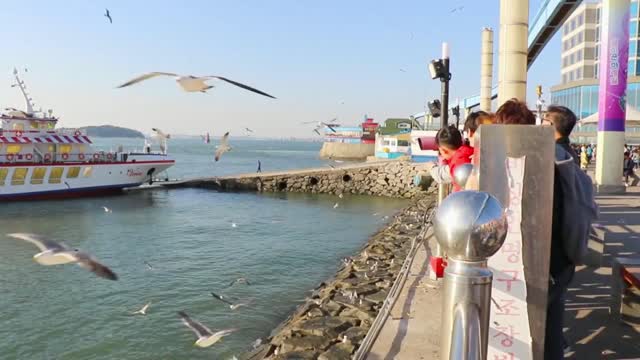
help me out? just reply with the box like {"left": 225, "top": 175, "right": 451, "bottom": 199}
{"left": 550, "top": 0, "right": 640, "bottom": 143}
{"left": 374, "top": 118, "right": 413, "bottom": 159}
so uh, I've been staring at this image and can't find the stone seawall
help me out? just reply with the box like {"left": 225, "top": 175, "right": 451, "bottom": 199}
{"left": 178, "top": 161, "right": 434, "bottom": 199}
{"left": 244, "top": 194, "right": 436, "bottom": 359}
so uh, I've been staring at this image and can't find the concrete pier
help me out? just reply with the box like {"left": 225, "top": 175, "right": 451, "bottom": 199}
{"left": 164, "top": 161, "right": 434, "bottom": 199}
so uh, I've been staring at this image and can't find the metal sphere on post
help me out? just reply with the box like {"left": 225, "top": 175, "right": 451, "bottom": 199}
{"left": 433, "top": 190, "right": 508, "bottom": 360}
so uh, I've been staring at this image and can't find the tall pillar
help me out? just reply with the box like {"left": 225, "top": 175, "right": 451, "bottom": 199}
{"left": 596, "top": 0, "right": 630, "bottom": 194}
{"left": 480, "top": 28, "right": 494, "bottom": 112}
{"left": 497, "top": 0, "right": 528, "bottom": 105}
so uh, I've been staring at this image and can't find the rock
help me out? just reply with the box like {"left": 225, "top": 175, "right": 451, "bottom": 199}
{"left": 292, "top": 316, "right": 354, "bottom": 338}
{"left": 318, "top": 343, "right": 356, "bottom": 360}
{"left": 306, "top": 307, "right": 325, "bottom": 318}
{"left": 279, "top": 334, "right": 332, "bottom": 353}
{"left": 340, "top": 326, "right": 368, "bottom": 344}
{"left": 339, "top": 306, "right": 376, "bottom": 322}
{"left": 322, "top": 300, "right": 343, "bottom": 316}
{"left": 275, "top": 349, "right": 320, "bottom": 359}
{"left": 364, "top": 289, "right": 389, "bottom": 303}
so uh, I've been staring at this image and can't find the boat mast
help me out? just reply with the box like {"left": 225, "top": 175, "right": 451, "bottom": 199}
{"left": 12, "top": 68, "right": 36, "bottom": 115}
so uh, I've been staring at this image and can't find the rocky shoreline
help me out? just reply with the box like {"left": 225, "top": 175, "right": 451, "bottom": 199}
{"left": 243, "top": 187, "right": 437, "bottom": 360}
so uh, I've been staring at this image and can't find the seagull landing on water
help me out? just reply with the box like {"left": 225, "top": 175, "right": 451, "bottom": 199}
{"left": 117, "top": 72, "right": 276, "bottom": 98}
{"left": 104, "top": 9, "right": 112, "bottom": 24}
{"left": 132, "top": 302, "right": 151, "bottom": 315}
{"left": 7, "top": 233, "right": 118, "bottom": 280}
{"left": 215, "top": 132, "right": 232, "bottom": 162}
{"left": 177, "top": 311, "right": 237, "bottom": 348}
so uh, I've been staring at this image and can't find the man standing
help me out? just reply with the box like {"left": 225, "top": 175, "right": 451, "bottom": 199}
{"left": 541, "top": 105, "right": 597, "bottom": 358}
{"left": 542, "top": 105, "right": 579, "bottom": 165}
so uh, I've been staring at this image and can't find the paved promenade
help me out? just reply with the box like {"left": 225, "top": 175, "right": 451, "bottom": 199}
{"left": 366, "top": 186, "right": 640, "bottom": 359}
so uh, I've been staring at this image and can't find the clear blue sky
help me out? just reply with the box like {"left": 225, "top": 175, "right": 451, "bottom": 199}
{"left": 0, "top": 0, "right": 557, "bottom": 138}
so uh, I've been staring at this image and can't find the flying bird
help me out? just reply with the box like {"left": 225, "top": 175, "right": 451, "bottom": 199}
{"left": 211, "top": 292, "right": 253, "bottom": 310}
{"left": 7, "top": 233, "right": 118, "bottom": 280}
{"left": 102, "top": 206, "right": 112, "bottom": 213}
{"left": 450, "top": 5, "right": 464, "bottom": 13}
{"left": 144, "top": 261, "right": 153, "bottom": 270}
{"left": 244, "top": 127, "right": 253, "bottom": 133}
{"left": 333, "top": 203, "right": 339, "bottom": 209}
{"left": 177, "top": 311, "right": 237, "bottom": 348}
{"left": 104, "top": 9, "right": 112, "bottom": 23}
{"left": 338, "top": 193, "right": 344, "bottom": 199}
{"left": 132, "top": 302, "right": 151, "bottom": 315}
{"left": 152, "top": 128, "right": 170, "bottom": 140}
{"left": 215, "top": 132, "right": 231, "bottom": 161}
{"left": 117, "top": 73, "right": 276, "bottom": 98}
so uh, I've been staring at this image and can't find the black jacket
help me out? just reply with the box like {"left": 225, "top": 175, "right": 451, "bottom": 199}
{"left": 556, "top": 137, "right": 579, "bottom": 166}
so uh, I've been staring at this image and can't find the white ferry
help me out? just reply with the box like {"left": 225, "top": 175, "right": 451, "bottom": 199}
{"left": 0, "top": 69, "right": 174, "bottom": 201}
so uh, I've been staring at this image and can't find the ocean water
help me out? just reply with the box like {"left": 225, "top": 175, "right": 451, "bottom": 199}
{"left": 0, "top": 138, "right": 408, "bottom": 359}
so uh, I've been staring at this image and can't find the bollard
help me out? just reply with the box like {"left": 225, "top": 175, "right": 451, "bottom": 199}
{"left": 453, "top": 163, "right": 474, "bottom": 189}
{"left": 433, "top": 191, "right": 508, "bottom": 360}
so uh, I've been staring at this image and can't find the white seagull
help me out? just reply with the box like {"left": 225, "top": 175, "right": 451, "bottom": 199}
{"left": 210, "top": 292, "right": 253, "bottom": 310}
{"left": 333, "top": 203, "right": 339, "bottom": 209}
{"left": 102, "top": 206, "right": 112, "bottom": 213}
{"left": 152, "top": 128, "right": 170, "bottom": 140}
{"left": 228, "top": 277, "right": 251, "bottom": 287}
{"left": 177, "top": 311, "right": 237, "bottom": 348}
{"left": 7, "top": 233, "right": 118, "bottom": 280}
{"left": 132, "top": 302, "right": 151, "bottom": 315}
{"left": 215, "top": 132, "right": 232, "bottom": 161}
{"left": 117, "top": 72, "right": 276, "bottom": 98}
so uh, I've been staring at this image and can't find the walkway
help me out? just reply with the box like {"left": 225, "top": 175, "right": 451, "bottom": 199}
{"left": 366, "top": 186, "right": 640, "bottom": 359}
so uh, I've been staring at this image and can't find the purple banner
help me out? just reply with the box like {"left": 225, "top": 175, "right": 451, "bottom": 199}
{"left": 598, "top": 0, "right": 631, "bottom": 132}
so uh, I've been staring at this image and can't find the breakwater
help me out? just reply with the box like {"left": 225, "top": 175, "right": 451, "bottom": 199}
{"left": 170, "top": 161, "right": 433, "bottom": 199}
{"left": 244, "top": 191, "right": 437, "bottom": 360}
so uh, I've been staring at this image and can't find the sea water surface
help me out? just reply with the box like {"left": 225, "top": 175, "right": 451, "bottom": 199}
{"left": 0, "top": 138, "right": 407, "bottom": 359}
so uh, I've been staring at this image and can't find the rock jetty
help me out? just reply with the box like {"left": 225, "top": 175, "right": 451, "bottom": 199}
{"left": 179, "top": 161, "right": 434, "bottom": 199}
{"left": 244, "top": 190, "right": 437, "bottom": 360}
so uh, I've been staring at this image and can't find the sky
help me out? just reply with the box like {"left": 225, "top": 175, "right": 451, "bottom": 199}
{"left": 0, "top": 0, "right": 558, "bottom": 138}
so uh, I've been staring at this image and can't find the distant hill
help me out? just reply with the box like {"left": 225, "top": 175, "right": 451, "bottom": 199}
{"left": 60, "top": 125, "right": 144, "bottom": 138}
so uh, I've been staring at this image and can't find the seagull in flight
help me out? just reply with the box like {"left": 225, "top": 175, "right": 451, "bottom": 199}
{"left": 152, "top": 128, "right": 170, "bottom": 140}
{"left": 104, "top": 9, "right": 112, "bottom": 24}
{"left": 244, "top": 127, "right": 253, "bottom": 134}
{"left": 450, "top": 5, "right": 464, "bottom": 13}
{"left": 117, "top": 73, "right": 276, "bottom": 98}
{"left": 132, "top": 302, "right": 151, "bottom": 315}
{"left": 144, "top": 261, "right": 153, "bottom": 270}
{"left": 211, "top": 292, "right": 253, "bottom": 310}
{"left": 215, "top": 132, "right": 231, "bottom": 161}
{"left": 177, "top": 311, "right": 237, "bottom": 348}
{"left": 333, "top": 203, "right": 339, "bottom": 209}
{"left": 7, "top": 233, "right": 118, "bottom": 280}
{"left": 102, "top": 206, "right": 112, "bottom": 213}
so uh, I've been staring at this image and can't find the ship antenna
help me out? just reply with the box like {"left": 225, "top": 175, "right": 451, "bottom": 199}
{"left": 13, "top": 67, "right": 35, "bottom": 115}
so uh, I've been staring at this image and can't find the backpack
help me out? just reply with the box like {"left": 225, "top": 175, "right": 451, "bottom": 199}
{"left": 554, "top": 145, "right": 599, "bottom": 265}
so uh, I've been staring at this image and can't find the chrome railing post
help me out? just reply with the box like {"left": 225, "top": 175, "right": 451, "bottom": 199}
{"left": 433, "top": 191, "right": 508, "bottom": 360}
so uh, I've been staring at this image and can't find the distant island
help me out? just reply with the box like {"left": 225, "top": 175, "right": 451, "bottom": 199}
{"left": 60, "top": 125, "right": 144, "bottom": 138}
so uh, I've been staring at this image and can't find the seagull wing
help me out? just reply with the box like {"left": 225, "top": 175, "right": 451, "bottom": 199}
{"left": 117, "top": 72, "right": 179, "bottom": 88}
{"left": 212, "top": 328, "right": 238, "bottom": 338}
{"left": 152, "top": 128, "right": 168, "bottom": 138}
{"left": 211, "top": 292, "right": 234, "bottom": 306}
{"left": 206, "top": 76, "right": 276, "bottom": 99}
{"left": 313, "top": 129, "right": 321, "bottom": 135}
{"left": 74, "top": 252, "right": 118, "bottom": 280}
{"left": 7, "top": 233, "right": 68, "bottom": 252}
{"left": 220, "top": 132, "right": 230, "bottom": 147}
{"left": 178, "top": 311, "right": 214, "bottom": 338}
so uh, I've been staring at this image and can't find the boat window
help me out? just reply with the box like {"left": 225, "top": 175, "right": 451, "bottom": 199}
{"left": 47, "top": 122, "right": 54, "bottom": 129}
{"left": 67, "top": 167, "right": 80, "bottom": 178}
{"left": 49, "top": 167, "right": 63, "bottom": 183}
{"left": 59, "top": 144, "right": 72, "bottom": 154}
{"left": 6, "top": 145, "right": 21, "bottom": 154}
{"left": 29, "top": 121, "right": 39, "bottom": 129}
{"left": 12, "top": 123, "right": 24, "bottom": 131}
{"left": 31, "top": 167, "right": 47, "bottom": 185}
{"left": 0, "top": 168, "right": 8, "bottom": 185}
{"left": 82, "top": 166, "right": 93, "bottom": 177}
{"left": 11, "top": 168, "right": 28, "bottom": 185}
{"left": 47, "top": 145, "right": 55, "bottom": 153}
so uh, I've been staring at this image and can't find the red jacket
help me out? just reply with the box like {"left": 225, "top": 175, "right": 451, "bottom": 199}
{"left": 443, "top": 144, "right": 474, "bottom": 192}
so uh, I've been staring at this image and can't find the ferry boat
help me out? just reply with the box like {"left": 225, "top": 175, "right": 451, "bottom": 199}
{"left": 0, "top": 69, "right": 175, "bottom": 201}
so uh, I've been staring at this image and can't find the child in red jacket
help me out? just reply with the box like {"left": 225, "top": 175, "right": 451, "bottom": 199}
{"left": 429, "top": 125, "right": 474, "bottom": 192}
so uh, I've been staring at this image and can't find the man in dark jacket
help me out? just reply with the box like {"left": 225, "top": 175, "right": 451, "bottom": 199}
{"left": 543, "top": 105, "right": 580, "bottom": 166}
